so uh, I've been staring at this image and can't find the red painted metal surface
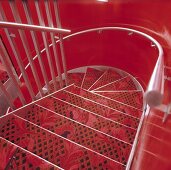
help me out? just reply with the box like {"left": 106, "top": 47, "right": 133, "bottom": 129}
{"left": 1, "top": 1, "right": 171, "bottom": 169}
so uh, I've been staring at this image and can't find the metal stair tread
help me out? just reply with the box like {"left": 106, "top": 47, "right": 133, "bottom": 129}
{"left": 0, "top": 65, "right": 144, "bottom": 169}
{"left": 65, "top": 85, "right": 143, "bottom": 117}
{"left": 93, "top": 76, "right": 138, "bottom": 91}
{"left": 93, "top": 90, "right": 143, "bottom": 110}
{"left": 14, "top": 103, "right": 132, "bottom": 164}
{"left": 52, "top": 89, "right": 140, "bottom": 129}
{"left": 81, "top": 67, "right": 105, "bottom": 90}
{"left": 0, "top": 113, "right": 125, "bottom": 169}
{"left": 89, "top": 69, "right": 123, "bottom": 91}
{"left": 36, "top": 96, "right": 137, "bottom": 144}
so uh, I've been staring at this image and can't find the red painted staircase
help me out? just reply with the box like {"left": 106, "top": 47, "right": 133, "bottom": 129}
{"left": 0, "top": 67, "right": 144, "bottom": 169}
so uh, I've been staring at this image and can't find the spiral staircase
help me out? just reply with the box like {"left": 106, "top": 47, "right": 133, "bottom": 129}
{"left": 1, "top": 0, "right": 171, "bottom": 170}
{"left": 0, "top": 66, "right": 144, "bottom": 169}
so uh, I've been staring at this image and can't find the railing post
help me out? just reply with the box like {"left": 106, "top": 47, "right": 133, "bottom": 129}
{"left": 44, "top": 0, "right": 63, "bottom": 88}
{"left": 9, "top": 1, "right": 44, "bottom": 98}
{"left": 54, "top": 0, "right": 68, "bottom": 86}
{"left": 22, "top": 0, "right": 51, "bottom": 94}
{"left": 35, "top": 0, "right": 58, "bottom": 92}
{"left": 0, "top": 4, "right": 35, "bottom": 102}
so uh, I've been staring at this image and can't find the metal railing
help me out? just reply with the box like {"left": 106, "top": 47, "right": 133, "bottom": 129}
{"left": 58, "top": 26, "right": 164, "bottom": 108}
{"left": 0, "top": 0, "right": 71, "bottom": 110}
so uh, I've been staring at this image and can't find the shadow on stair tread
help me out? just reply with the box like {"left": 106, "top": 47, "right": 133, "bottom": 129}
{"left": 68, "top": 72, "right": 85, "bottom": 87}
{"left": 49, "top": 72, "right": 84, "bottom": 93}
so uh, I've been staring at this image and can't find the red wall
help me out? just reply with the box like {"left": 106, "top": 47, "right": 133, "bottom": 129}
{"left": 58, "top": 0, "right": 171, "bottom": 67}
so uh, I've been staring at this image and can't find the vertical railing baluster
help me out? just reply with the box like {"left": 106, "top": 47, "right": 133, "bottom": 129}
{"left": 35, "top": 0, "right": 57, "bottom": 91}
{"left": 9, "top": 1, "right": 44, "bottom": 97}
{"left": 0, "top": 4, "right": 35, "bottom": 101}
{"left": 0, "top": 38, "right": 26, "bottom": 105}
{"left": 54, "top": 0, "right": 68, "bottom": 85}
{"left": 1, "top": 5, "right": 35, "bottom": 101}
{"left": 44, "top": 0, "right": 63, "bottom": 88}
{"left": 22, "top": 0, "right": 50, "bottom": 94}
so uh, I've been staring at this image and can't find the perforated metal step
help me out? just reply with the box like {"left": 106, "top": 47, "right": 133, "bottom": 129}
{"left": 89, "top": 69, "right": 123, "bottom": 91}
{"left": 93, "top": 76, "right": 138, "bottom": 91}
{"left": 65, "top": 85, "right": 142, "bottom": 118}
{"left": 53, "top": 90, "right": 140, "bottom": 129}
{"left": 36, "top": 96, "right": 136, "bottom": 144}
{"left": 81, "top": 67, "right": 104, "bottom": 90}
{"left": 94, "top": 91, "right": 143, "bottom": 109}
{"left": 14, "top": 104, "right": 131, "bottom": 165}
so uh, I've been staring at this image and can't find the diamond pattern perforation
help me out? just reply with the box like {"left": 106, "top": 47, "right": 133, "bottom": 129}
{"left": 0, "top": 138, "right": 58, "bottom": 169}
{"left": 96, "top": 91, "right": 143, "bottom": 109}
{"left": 0, "top": 115, "right": 124, "bottom": 169}
{"left": 94, "top": 76, "right": 137, "bottom": 91}
{"left": 53, "top": 90, "right": 139, "bottom": 129}
{"left": 89, "top": 69, "right": 123, "bottom": 91}
{"left": 36, "top": 97, "right": 136, "bottom": 144}
{"left": 65, "top": 85, "right": 142, "bottom": 118}
{"left": 82, "top": 68, "right": 104, "bottom": 90}
{"left": 15, "top": 104, "right": 131, "bottom": 164}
